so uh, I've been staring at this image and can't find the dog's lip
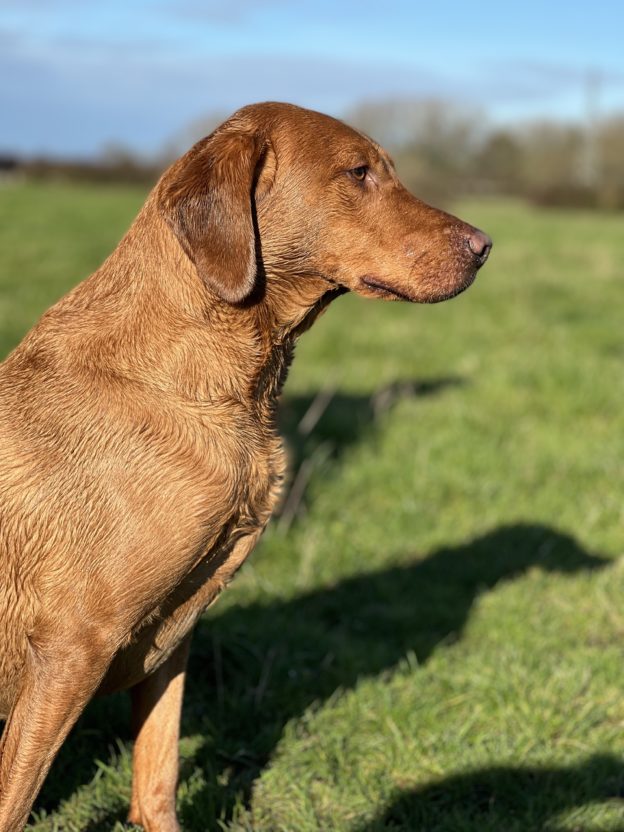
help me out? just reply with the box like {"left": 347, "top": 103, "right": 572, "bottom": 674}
{"left": 360, "top": 271, "right": 478, "bottom": 304}
{"left": 360, "top": 276, "right": 416, "bottom": 302}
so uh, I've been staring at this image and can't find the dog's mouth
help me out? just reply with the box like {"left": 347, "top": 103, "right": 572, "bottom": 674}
{"left": 360, "top": 276, "right": 416, "bottom": 302}
{"left": 359, "top": 272, "right": 477, "bottom": 304}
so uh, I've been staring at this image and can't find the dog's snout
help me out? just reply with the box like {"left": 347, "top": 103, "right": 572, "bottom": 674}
{"left": 467, "top": 229, "right": 492, "bottom": 265}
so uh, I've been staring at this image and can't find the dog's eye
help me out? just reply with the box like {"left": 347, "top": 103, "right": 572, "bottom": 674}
{"left": 349, "top": 166, "right": 368, "bottom": 182}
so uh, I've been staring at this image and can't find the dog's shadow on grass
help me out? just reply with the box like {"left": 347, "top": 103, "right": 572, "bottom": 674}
{"left": 179, "top": 521, "right": 610, "bottom": 827}
{"left": 31, "top": 379, "right": 613, "bottom": 830}
{"left": 354, "top": 753, "right": 624, "bottom": 831}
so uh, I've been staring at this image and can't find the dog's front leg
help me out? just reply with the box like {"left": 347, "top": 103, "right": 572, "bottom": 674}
{"left": 128, "top": 634, "right": 191, "bottom": 832}
{"left": 127, "top": 527, "right": 265, "bottom": 831}
{"left": 0, "top": 628, "right": 114, "bottom": 831}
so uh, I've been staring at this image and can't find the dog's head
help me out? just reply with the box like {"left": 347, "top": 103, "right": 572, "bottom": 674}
{"left": 158, "top": 102, "right": 491, "bottom": 305}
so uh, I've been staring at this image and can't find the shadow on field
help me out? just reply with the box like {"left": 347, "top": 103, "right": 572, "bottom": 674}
{"left": 355, "top": 753, "right": 624, "bottom": 832}
{"left": 176, "top": 522, "right": 609, "bottom": 827}
{"left": 30, "top": 380, "right": 610, "bottom": 830}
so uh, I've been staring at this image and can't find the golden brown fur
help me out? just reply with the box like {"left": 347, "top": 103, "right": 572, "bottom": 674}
{"left": 0, "top": 102, "right": 490, "bottom": 831}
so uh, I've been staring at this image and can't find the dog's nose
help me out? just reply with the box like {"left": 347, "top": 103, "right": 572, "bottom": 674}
{"left": 467, "top": 229, "right": 492, "bottom": 265}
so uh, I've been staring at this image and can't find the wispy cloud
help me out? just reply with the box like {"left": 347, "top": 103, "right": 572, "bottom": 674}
{"left": 2, "top": 0, "right": 623, "bottom": 155}
{"left": 0, "top": 25, "right": 463, "bottom": 156}
{"left": 157, "top": 0, "right": 288, "bottom": 24}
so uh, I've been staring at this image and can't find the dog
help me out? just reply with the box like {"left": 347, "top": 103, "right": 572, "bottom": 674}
{"left": 0, "top": 102, "right": 491, "bottom": 831}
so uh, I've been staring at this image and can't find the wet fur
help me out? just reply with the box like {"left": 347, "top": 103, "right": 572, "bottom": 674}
{"left": 0, "top": 102, "right": 489, "bottom": 831}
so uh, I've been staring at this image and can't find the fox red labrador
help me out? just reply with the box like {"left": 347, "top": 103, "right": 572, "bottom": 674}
{"left": 0, "top": 102, "right": 491, "bottom": 830}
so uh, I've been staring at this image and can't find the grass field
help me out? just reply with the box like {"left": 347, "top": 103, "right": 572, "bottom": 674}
{"left": 1, "top": 180, "right": 624, "bottom": 831}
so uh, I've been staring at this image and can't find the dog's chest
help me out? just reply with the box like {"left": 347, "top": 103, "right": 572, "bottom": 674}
{"left": 177, "top": 407, "right": 286, "bottom": 586}
{"left": 100, "top": 415, "right": 285, "bottom": 693}
{"left": 100, "top": 337, "right": 295, "bottom": 693}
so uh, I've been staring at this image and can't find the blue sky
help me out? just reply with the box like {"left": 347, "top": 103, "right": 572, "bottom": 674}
{"left": 2, "top": 0, "right": 623, "bottom": 157}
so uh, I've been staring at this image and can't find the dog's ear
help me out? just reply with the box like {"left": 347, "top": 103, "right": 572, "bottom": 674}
{"left": 158, "top": 129, "right": 268, "bottom": 303}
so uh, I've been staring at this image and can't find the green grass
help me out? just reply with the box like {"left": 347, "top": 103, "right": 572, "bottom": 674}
{"left": 1, "top": 180, "right": 624, "bottom": 831}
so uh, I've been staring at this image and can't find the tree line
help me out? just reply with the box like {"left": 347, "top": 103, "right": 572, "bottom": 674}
{"left": 6, "top": 98, "right": 624, "bottom": 210}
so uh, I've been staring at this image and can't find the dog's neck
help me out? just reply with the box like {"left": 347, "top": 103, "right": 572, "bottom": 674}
{"left": 200, "top": 269, "right": 344, "bottom": 408}
{"left": 250, "top": 278, "right": 345, "bottom": 406}
{"left": 62, "top": 207, "right": 344, "bottom": 411}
